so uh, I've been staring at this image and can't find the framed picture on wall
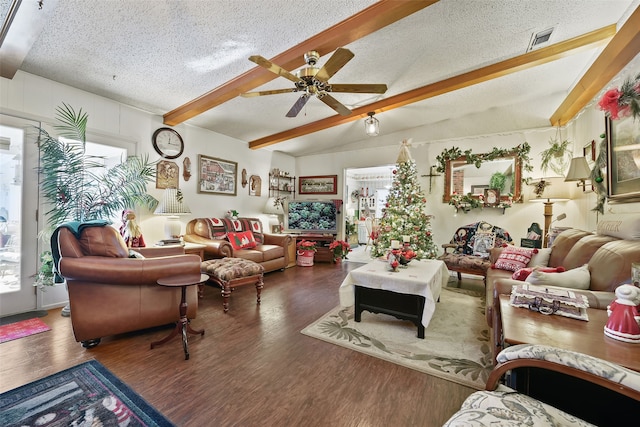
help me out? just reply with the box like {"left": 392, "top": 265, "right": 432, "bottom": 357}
{"left": 606, "top": 116, "right": 640, "bottom": 202}
{"left": 198, "top": 155, "right": 237, "bottom": 195}
{"left": 299, "top": 175, "right": 338, "bottom": 195}
{"left": 156, "top": 160, "right": 179, "bottom": 189}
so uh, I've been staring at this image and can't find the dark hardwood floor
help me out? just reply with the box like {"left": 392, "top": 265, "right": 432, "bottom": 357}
{"left": 1, "top": 260, "right": 483, "bottom": 426}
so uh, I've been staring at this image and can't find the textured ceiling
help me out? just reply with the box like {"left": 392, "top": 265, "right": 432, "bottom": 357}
{"left": 4, "top": 0, "right": 639, "bottom": 156}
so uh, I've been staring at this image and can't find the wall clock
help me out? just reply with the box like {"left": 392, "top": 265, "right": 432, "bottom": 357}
{"left": 152, "top": 127, "right": 184, "bottom": 159}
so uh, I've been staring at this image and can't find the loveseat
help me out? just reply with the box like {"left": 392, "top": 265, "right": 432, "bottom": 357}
{"left": 55, "top": 225, "right": 201, "bottom": 348}
{"left": 485, "top": 219, "right": 640, "bottom": 357}
{"left": 184, "top": 217, "right": 291, "bottom": 273}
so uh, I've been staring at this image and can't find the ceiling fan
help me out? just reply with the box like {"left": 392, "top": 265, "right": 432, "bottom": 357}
{"left": 241, "top": 48, "right": 387, "bottom": 117}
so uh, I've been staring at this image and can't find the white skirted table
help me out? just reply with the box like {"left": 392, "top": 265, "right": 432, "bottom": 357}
{"left": 338, "top": 259, "right": 448, "bottom": 338}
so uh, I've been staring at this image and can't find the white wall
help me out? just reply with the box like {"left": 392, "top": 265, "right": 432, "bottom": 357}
{"left": 1, "top": 71, "right": 296, "bottom": 308}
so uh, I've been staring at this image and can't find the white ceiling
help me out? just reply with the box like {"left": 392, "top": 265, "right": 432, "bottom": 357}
{"left": 2, "top": 0, "right": 638, "bottom": 157}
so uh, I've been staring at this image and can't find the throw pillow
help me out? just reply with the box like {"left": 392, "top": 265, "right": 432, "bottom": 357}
{"left": 227, "top": 231, "right": 257, "bottom": 250}
{"left": 528, "top": 247, "right": 551, "bottom": 267}
{"left": 525, "top": 264, "right": 591, "bottom": 290}
{"left": 493, "top": 246, "right": 536, "bottom": 272}
{"left": 512, "top": 266, "right": 565, "bottom": 281}
{"left": 472, "top": 232, "right": 495, "bottom": 257}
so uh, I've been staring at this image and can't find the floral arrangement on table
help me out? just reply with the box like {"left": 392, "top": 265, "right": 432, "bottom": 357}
{"left": 598, "top": 72, "right": 640, "bottom": 120}
{"left": 329, "top": 240, "right": 351, "bottom": 261}
{"left": 296, "top": 240, "right": 317, "bottom": 252}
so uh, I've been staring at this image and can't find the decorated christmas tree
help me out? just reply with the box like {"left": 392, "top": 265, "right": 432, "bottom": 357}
{"left": 372, "top": 140, "right": 438, "bottom": 259}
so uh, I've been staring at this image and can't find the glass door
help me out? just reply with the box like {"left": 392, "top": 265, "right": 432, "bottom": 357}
{"left": 0, "top": 114, "right": 39, "bottom": 316}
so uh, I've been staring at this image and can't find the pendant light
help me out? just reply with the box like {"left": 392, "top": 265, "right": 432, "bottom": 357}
{"left": 364, "top": 112, "right": 379, "bottom": 136}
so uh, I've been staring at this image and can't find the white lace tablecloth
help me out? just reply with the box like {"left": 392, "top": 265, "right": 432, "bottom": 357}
{"left": 338, "top": 259, "right": 448, "bottom": 327}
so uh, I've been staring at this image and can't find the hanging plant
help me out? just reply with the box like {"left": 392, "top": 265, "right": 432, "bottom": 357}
{"left": 540, "top": 136, "right": 572, "bottom": 175}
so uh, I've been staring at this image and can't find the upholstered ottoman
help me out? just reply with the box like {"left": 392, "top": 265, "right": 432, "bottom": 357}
{"left": 201, "top": 258, "right": 265, "bottom": 312}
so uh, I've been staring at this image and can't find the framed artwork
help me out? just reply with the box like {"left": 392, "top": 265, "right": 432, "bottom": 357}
{"left": 249, "top": 175, "right": 261, "bottom": 196}
{"left": 198, "top": 155, "right": 237, "bottom": 195}
{"left": 471, "top": 184, "right": 489, "bottom": 195}
{"left": 583, "top": 140, "right": 596, "bottom": 164}
{"left": 299, "top": 175, "right": 338, "bottom": 195}
{"left": 156, "top": 160, "right": 179, "bottom": 189}
{"left": 606, "top": 116, "right": 640, "bottom": 203}
{"left": 484, "top": 188, "right": 500, "bottom": 207}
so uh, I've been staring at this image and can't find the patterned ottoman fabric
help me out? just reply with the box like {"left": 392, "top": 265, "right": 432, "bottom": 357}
{"left": 201, "top": 257, "right": 264, "bottom": 281}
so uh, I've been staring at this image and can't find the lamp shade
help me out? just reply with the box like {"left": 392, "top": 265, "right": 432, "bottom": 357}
{"left": 565, "top": 157, "right": 591, "bottom": 182}
{"left": 154, "top": 188, "right": 191, "bottom": 215}
{"left": 264, "top": 197, "right": 284, "bottom": 215}
{"left": 529, "top": 177, "right": 571, "bottom": 202}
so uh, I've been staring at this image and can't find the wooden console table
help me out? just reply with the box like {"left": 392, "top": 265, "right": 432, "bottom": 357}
{"left": 499, "top": 295, "right": 640, "bottom": 372}
{"left": 294, "top": 234, "right": 335, "bottom": 263}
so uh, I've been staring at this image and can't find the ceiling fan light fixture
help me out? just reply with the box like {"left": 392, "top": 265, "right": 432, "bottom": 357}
{"left": 364, "top": 112, "right": 379, "bottom": 137}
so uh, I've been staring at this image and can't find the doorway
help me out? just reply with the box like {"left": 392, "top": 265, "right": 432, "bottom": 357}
{"left": 0, "top": 115, "right": 39, "bottom": 316}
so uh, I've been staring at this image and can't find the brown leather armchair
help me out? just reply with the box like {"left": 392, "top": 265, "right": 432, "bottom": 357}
{"left": 55, "top": 225, "right": 201, "bottom": 348}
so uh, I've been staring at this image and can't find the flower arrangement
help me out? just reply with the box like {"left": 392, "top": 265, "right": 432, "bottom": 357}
{"left": 329, "top": 240, "right": 351, "bottom": 260}
{"left": 296, "top": 240, "right": 317, "bottom": 252}
{"left": 598, "top": 72, "right": 640, "bottom": 120}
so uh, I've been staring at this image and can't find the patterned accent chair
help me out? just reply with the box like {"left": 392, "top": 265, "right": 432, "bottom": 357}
{"left": 438, "top": 221, "right": 512, "bottom": 283}
{"left": 443, "top": 344, "right": 640, "bottom": 426}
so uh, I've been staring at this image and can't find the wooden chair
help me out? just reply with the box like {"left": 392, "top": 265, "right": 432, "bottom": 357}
{"left": 443, "top": 344, "right": 640, "bottom": 426}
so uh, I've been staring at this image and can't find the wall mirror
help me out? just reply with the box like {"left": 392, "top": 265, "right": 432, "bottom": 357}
{"left": 442, "top": 153, "right": 523, "bottom": 203}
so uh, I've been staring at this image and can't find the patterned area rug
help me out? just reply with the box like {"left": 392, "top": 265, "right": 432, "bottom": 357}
{"left": 0, "top": 318, "right": 51, "bottom": 343}
{"left": 301, "top": 288, "right": 492, "bottom": 390}
{"left": 0, "top": 360, "right": 174, "bottom": 426}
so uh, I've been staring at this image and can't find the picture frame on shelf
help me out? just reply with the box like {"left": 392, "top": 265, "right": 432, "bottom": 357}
{"left": 606, "top": 116, "right": 640, "bottom": 203}
{"left": 198, "top": 155, "right": 237, "bottom": 195}
{"left": 484, "top": 188, "right": 500, "bottom": 207}
{"left": 299, "top": 175, "right": 338, "bottom": 195}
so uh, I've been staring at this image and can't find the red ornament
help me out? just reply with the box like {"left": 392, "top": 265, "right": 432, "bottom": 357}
{"left": 393, "top": 169, "right": 397, "bottom": 174}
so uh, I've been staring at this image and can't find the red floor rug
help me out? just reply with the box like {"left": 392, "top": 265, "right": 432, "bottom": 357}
{"left": 0, "top": 318, "right": 51, "bottom": 343}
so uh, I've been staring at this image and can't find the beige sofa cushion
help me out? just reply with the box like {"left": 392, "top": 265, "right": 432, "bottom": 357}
{"left": 589, "top": 240, "right": 640, "bottom": 292}
{"left": 563, "top": 234, "right": 617, "bottom": 270}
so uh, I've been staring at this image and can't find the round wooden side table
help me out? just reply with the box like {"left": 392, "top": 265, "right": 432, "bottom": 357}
{"left": 150, "top": 273, "right": 208, "bottom": 360}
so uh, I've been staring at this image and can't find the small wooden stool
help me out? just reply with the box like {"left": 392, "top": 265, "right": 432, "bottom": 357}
{"left": 201, "top": 258, "right": 265, "bottom": 312}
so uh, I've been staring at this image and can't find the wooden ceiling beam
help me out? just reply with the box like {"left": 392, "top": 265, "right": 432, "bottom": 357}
{"left": 249, "top": 24, "right": 615, "bottom": 150}
{"left": 550, "top": 7, "right": 640, "bottom": 126}
{"left": 163, "top": 0, "right": 438, "bottom": 126}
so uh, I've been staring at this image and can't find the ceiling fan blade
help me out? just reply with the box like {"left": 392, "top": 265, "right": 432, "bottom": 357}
{"left": 286, "top": 94, "right": 311, "bottom": 117}
{"left": 329, "top": 84, "right": 388, "bottom": 94}
{"left": 249, "top": 55, "right": 302, "bottom": 84}
{"left": 241, "top": 88, "right": 297, "bottom": 98}
{"left": 318, "top": 93, "right": 352, "bottom": 116}
{"left": 314, "top": 48, "right": 354, "bottom": 82}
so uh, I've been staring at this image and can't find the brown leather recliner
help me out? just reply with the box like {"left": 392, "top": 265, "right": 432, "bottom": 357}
{"left": 55, "top": 225, "right": 201, "bottom": 348}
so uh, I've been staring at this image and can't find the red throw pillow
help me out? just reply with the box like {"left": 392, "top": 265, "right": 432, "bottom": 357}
{"left": 492, "top": 247, "right": 537, "bottom": 272}
{"left": 227, "top": 231, "right": 257, "bottom": 250}
{"left": 512, "top": 266, "right": 566, "bottom": 281}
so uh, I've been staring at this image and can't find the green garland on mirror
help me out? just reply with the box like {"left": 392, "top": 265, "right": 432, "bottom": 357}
{"left": 435, "top": 142, "right": 533, "bottom": 181}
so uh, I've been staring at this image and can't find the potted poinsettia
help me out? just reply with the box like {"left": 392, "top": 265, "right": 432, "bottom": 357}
{"left": 329, "top": 240, "right": 351, "bottom": 262}
{"left": 296, "top": 240, "right": 317, "bottom": 267}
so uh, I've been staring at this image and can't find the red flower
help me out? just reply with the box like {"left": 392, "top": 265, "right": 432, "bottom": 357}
{"left": 598, "top": 88, "right": 628, "bottom": 119}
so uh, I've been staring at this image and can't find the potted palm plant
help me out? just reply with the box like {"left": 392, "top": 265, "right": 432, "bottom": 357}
{"left": 35, "top": 104, "right": 157, "bottom": 312}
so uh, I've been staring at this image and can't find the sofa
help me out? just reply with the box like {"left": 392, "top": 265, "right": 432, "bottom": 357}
{"left": 485, "top": 222, "right": 640, "bottom": 357}
{"left": 55, "top": 225, "right": 201, "bottom": 348}
{"left": 184, "top": 217, "right": 291, "bottom": 273}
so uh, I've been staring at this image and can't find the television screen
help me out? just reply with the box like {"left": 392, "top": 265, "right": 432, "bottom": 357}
{"left": 284, "top": 200, "right": 337, "bottom": 234}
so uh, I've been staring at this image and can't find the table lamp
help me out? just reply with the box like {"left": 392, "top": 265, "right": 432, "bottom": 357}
{"left": 154, "top": 188, "right": 191, "bottom": 239}
{"left": 264, "top": 197, "right": 284, "bottom": 232}
{"left": 529, "top": 177, "right": 570, "bottom": 247}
